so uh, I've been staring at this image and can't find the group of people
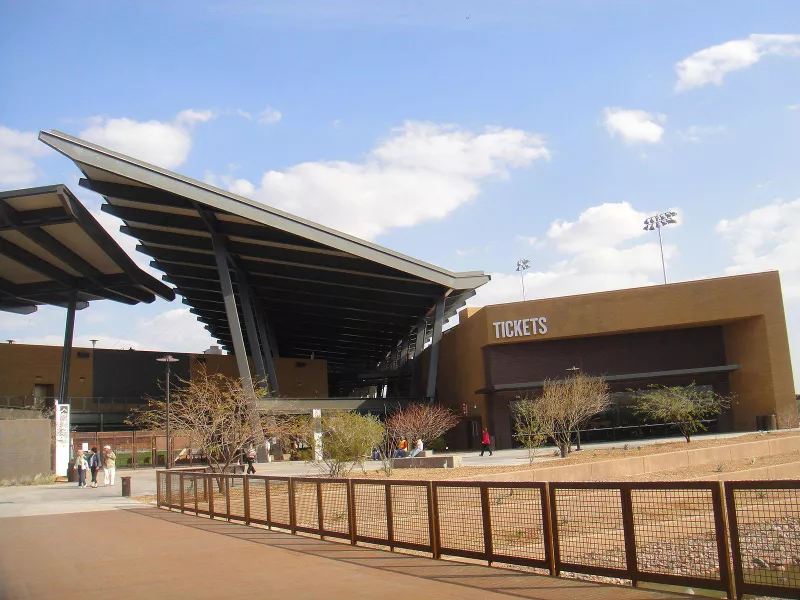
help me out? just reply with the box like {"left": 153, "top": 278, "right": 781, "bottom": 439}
{"left": 72, "top": 445, "right": 116, "bottom": 488}
{"left": 390, "top": 437, "right": 424, "bottom": 459}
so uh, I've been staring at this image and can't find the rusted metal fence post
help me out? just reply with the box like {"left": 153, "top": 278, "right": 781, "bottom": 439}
{"left": 620, "top": 486, "right": 639, "bottom": 587}
{"left": 431, "top": 482, "right": 442, "bottom": 559}
{"left": 715, "top": 482, "right": 737, "bottom": 600}
{"left": 427, "top": 481, "right": 438, "bottom": 559}
{"left": 385, "top": 482, "right": 395, "bottom": 551}
{"left": 265, "top": 477, "right": 273, "bottom": 529}
{"left": 348, "top": 480, "right": 357, "bottom": 546}
{"left": 156, "top": 470, "right": 162, "bottom": 507}
{"left": 225, "top": 476, "right": 231, "bottom": 521}
{"left": 541, "top": 483, "right": 557, "bottom": 576}
{"left": 289, "top": 478, "right": 297, "bottom": 534}
{"left": 479, "top": 484, "right": 494, "bottom": 566}
{"left": 316, "top": 481, "right": 325, "bottom": 539}
{"left": 166, "top": 471, "right": 173, "bottom": 508}
{"left": 179, "top": 473, "right": 185, "bottom": 513}
{"left": 208, "top": 474, "right": 215, "bottom": 519}
{"left": 243, "top": 475, "right": 251, "bottom": 525}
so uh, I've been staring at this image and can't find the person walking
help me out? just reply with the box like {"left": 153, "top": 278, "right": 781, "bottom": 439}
{"left": 73, "top": 449, "right": 88, "bottom": 488}
{"left": 480, "top": 428, "right": 493, "bottom": 457}
{"left": 245, "top": 443, "right": 257, "bottom": 474}
{"left": 88, "top": 447, "right": 101, "bottom": 488}
{"left": 103, "top": 445, "right": 116, "bottom": 486}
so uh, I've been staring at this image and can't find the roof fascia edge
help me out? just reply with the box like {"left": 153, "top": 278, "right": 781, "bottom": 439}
{"left": 39, "top": 130, "right": 490, "bottom": 291}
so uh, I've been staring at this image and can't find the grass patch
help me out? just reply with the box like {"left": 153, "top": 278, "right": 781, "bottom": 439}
{"left": 0, "top": 473, "right": 58, "bottom": 487}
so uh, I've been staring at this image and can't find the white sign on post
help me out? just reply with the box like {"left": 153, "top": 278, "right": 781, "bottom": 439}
{"left": 312, "top": 408, "right": 323, "bottom": 462}
{"left": 54, "top": 403, "right": 71, "bottom": 477}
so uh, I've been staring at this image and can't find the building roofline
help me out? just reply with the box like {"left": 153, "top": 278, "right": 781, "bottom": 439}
{"left": 38, "top": 130, "right": 490, "bottom": 291}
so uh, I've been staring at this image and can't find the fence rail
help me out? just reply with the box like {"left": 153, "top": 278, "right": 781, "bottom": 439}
{"left": 156, "top": 472, "right": 799, "bottom": 600}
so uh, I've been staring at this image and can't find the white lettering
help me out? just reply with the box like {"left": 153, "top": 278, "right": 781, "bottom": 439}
{"left": 504, "top": 321, "right": 514, "bottom": 338}
{"left": 538, "top": 317, "right": 548, "bottom": 334}
{"left": 513, "top": 320, "right": 523, "bottom": 337}
{"left": 522, "top": 318, "right": 531, "bottom": 336}
{"left": 493, "top": 321, "right": 504, "bottom": 338}
{"left": 531, "top": 317, "right": 539, "bottom": 334}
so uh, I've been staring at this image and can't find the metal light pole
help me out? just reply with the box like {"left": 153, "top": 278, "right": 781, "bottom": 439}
{"left": 516, "top": 258, "right": 531, "bottom": 301}
{"left": 566, "top": 366, "right": 583, "bottom": 451}
{"left": 156, "top": 355, "right": 179, "bottom": 469}
{"left": 643, "top": 211, "right": 678, "bottom": 284}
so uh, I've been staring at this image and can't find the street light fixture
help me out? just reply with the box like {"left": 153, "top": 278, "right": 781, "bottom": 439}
{"left": 643, "top": 211, "right": 678, "bottom": 284}
{"left": 516, "top": 258, "right": 531, "bottom": 301}
{"left": 156, "top": 355, "right": 179, "bottom": 469}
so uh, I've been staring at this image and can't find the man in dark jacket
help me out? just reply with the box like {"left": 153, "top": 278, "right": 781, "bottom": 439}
{"left": 88, "top": 447, "right": 101, "bottom": 488}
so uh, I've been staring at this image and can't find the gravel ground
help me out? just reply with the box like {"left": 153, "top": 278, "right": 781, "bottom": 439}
{"left": 347, "top": 431, "right": 800, "bottom": 481}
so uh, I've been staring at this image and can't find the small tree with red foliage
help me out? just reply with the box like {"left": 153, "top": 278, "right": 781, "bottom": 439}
{"left": 386, "top": 403, "right": 460, "bottom": 450}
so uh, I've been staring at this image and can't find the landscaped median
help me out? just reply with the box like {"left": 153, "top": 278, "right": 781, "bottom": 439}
{"left": 466, "top": 431, "right": 800, "bottom": 482}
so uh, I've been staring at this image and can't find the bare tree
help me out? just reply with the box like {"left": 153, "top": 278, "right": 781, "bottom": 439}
{"left": 635, "top": 383, "right": 731, "bottom": 442}
{"left": 538, "top": 373, "right": 611, "bottom": 458}
{"left": 512, "top": 396, "right": 549, "bottom": 466}
{"left": 386, "top": 403, "right": 460, "bottom": 451}
{"left": 129, "top": 367, "right": 292, "bottom": 476}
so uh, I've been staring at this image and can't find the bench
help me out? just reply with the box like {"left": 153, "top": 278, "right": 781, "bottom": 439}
{"left": 392, "top": 455, "right": 462, "bottom": 469}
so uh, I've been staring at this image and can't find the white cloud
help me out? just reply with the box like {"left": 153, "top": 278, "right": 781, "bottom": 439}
{"left": 469, "top": 202, "right": 677, "bottom": 307}
{"left": 0, "top": 125, "right": 51, "bottom": 186}
{"left": 788, "top": 104, "right": 800, "bottom": 110}
{"left": 79, "top": 109, "right": 214, "bottom": 170}
{"left": 16, "top": 307, "right": 215, "bottom": 353}
{"left": 675, "top": 34, "right": 800, "bottom": 91}
{"left": 678, "top": 125, "right": 727, "bottom": 143}
{"left": 547, "top": 201, "right": 651, "bottom": 254}
{"left": 219, "top": 121, "right": 549, "bottom": 240}
{"left": 236, "top": 109, "right": 253, "bottom": 120}
{"left": 515, "top": 235, "right": 539, "bottom": 247}
{"left": 603, "top": 108, "right": 666, "bottom": 144}
{"left": 258, "top": 106, "right": 282, "bottom": 125}
{"left": 717, "top": 198, "right": 800, "bottom": 299}
{"left": 332, "top": 119, "right": 343, "bottom": 129}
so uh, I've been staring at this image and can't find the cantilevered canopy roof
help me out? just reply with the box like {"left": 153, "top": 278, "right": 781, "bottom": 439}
{"left": 0, "top": 185, "right": 175, "bottom": 314}
{"left": 39, "top": 130, "right": 489, "bottom": 376}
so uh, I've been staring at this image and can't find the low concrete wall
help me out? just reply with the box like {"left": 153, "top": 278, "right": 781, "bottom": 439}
{"left": 468, "top": 434, "right": 800, "bottom": 482}
{"left": 394, "top": 455, "right": 462, "bottom": 469}
{"left": 0, "top": 419, "right": 51, "bottom": 480}
{"left": 689, "top": 461, "right": 800, "bottom": 481}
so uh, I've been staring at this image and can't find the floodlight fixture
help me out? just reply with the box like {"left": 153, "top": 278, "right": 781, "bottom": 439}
{"left": 643, "top": 211, "right": 678, "bottom": 284}
{"left": 516, "top": 258, "right": 531, "bottom": 301}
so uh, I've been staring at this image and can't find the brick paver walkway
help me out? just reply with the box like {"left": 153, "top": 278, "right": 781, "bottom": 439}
{"left": 0, "top": 507, "right": 690, "bottom": 600}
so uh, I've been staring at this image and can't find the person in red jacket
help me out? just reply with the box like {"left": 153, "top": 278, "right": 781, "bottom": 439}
{"left": 480, "top": 428, "right": 493, "bottom": 457}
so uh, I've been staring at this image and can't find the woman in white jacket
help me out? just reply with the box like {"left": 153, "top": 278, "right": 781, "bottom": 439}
{"left": 73, "top": 450, "right": 88, "bottom": 488}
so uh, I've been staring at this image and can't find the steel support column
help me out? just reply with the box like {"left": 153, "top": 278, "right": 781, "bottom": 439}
{"left": 411, "top": 320, "right": 426, "bottom": 397}
{"left": 58, "top": 290, "right": 77, "bottom": 401}
{"left": 236, "top": 271, "right": 268, "bottom": 387}
{"left": 253, "top": 296, "right": 279, "bottom": 395}
{"left": 211, "top": 245, "right": 256, "bottom": 397}
{"left": 425, "top": 296, "right": 446, "bottom": 401}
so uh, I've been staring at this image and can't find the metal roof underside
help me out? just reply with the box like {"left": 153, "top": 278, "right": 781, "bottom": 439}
{"left": 0, "top": 185, "right": 174, "bottom": 314}
{"left": 39, "top": 130, "right": 490, "bottom": 374}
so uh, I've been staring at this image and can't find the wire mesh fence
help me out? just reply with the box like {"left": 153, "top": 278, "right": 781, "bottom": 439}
{"left": 726, "top": 480, "right": 800, "bottom": 600}
{"left": 157, "top": 471, "right": 799, "bottom": 600}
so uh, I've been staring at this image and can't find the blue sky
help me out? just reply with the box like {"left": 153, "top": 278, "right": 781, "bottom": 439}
{"left": 1, "top": 1, "right": 799, "bottom": 388}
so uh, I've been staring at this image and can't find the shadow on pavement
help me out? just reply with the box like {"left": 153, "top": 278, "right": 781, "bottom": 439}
{"left": 127, "top": 507, "right": 685, "bottom": 600}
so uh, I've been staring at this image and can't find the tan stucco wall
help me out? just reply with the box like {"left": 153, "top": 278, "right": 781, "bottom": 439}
{"left": 191, "top": 354, "right": 328, "bottom": 398}
{"left": 0, "top": 344, "right": 93, "bottom": 402}
{"left": 0, "top": 419, "right": 52, "bottom": 479}
{"left": 437, "top": 272, "right": 797, "bottom": 433}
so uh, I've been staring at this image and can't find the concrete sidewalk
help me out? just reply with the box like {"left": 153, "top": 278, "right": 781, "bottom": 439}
{"left": 0, "top": 508, "right": 689, "bottom": 600}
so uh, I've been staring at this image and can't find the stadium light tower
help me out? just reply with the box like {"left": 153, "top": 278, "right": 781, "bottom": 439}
{"left": 643, "top": 211, "right": 678, "bottom": 284}
{"left": 516, "top": 258, "right": 531, "bottom": 301}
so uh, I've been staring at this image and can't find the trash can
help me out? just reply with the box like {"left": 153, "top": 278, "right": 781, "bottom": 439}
{"left": 756, "top": 415, "right": 764, "bottom": 431}
{"left": 763, "top": 414, "right": 778, "bottom": 431}
{"left": 67, "top": 466, "right": 76, "bottom": 483}
{"left": 121, "top": 476, "right": 131, "bottom": 497}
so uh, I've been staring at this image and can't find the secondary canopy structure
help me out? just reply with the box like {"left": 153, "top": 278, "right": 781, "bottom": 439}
{"left": 0, "top": 184, "right": 175, "bottom": 399}
{"left": 39, "top": 130, "right": 490, "bottom": 399}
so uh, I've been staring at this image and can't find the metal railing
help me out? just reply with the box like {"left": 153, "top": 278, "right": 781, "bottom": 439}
{"left": 155, "top": 471, "right": 799, "bottom": 599}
